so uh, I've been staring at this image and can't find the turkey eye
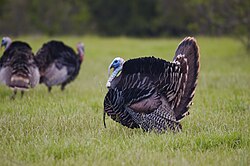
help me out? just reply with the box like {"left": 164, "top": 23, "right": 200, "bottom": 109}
{"left": 114, "top": 60, "right": 118, "bottom": 63}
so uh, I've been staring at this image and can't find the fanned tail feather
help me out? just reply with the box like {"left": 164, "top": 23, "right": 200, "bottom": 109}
{"left": 173, "top": 37, "right": 200, "bottom": 121}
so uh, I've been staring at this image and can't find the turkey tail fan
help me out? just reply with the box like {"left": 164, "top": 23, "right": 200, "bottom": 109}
{"left": 9, "top": 75, "right": 30, "bottom": 90}
{"left": 173, "top": 37, "right": 200, "bottom": 121}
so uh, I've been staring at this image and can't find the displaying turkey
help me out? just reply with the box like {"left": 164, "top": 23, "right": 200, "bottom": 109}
{"left": 0, "top": 37, "right": 40, "bottom": 99}
{"left": 35, "top": 40, "right": 84, "bottom": 92}
{"left": 103, "top": 37, "right": 200, "bottom": 133}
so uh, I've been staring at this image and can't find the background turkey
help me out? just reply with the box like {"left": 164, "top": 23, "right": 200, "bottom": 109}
{"left": 35, "top": 40, "right": 84, "bottom": 92}
{"left": 104, "top": 37, "right": 200, "bottom": 133}
{"left": 0, "top": 37, "right": 40, "bottom": 99}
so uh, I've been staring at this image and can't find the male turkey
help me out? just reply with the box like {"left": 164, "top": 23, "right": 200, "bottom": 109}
{"left": 0, "top": 37, "right": 40, "bottom": 99}
{"left": 35, "top": 40, "right": 84, "bottom": 92}
{"left": 103, "top": 37, "right": 200, "bottom": 133}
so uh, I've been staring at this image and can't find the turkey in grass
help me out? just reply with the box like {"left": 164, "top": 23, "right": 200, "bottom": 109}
{"left": 0, "top": 37, "right": 40, "bottom": 99}
{"left": 35, "top": 40, "right": 84, "bottom": 92}
{"left": 103, "top": 37, "right": 200, "bottom": 132}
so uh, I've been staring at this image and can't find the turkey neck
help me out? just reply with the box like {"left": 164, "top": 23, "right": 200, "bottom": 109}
{"left": 107, "top": 66, "right": 122, "bottom": 88}
{"left": 5, "top": 40, "right": 12, "bottom": 50}
{"left": 78, "top": 49, "right": 84, "bottom": 62}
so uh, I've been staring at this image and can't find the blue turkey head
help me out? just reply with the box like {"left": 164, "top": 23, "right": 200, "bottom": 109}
{"left": 108, "top": 57, "right": 125, "bottom": 76}
{"left": 106, "top": 57, "right": 125, "bottom": 88}
{"left": 1, "top": 37, "right": 12, "bottom": 49}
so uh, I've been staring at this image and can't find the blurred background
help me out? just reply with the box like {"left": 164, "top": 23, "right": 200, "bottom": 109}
{"left": 0, "top": 0, "right": 249, "bottom": 51}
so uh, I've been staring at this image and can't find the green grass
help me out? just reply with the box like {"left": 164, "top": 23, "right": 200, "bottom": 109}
{"left": 0, "top": 36, "right": 249, "bottom": 166}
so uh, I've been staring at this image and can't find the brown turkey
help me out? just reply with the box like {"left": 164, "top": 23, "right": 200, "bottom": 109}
{"left": 0, "top": 37, "right": 40, "bottom": 99}
{"left": 35, "top": 40, "right": 84, "bottom": 92}
{"left": 103, "top": 37, "right": 200, "bottom": 133}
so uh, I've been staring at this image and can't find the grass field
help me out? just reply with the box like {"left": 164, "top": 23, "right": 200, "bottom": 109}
{"left": 0, "top": 36, "right": 249, "bottom": 166}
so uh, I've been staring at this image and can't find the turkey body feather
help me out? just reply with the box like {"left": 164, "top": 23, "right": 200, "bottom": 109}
{"left": 0, "top": 40, "right": 40, "bottom": 99}
{"left": 0, "top": 41, "right": 32, "bottom": 68}
{"left": 35, "top": 40, "right": 83, "bottom": 91}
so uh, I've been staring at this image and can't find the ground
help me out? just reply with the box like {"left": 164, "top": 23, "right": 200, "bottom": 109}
{"left": 0, "top": 36, "right": 249, "bottom": 166}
